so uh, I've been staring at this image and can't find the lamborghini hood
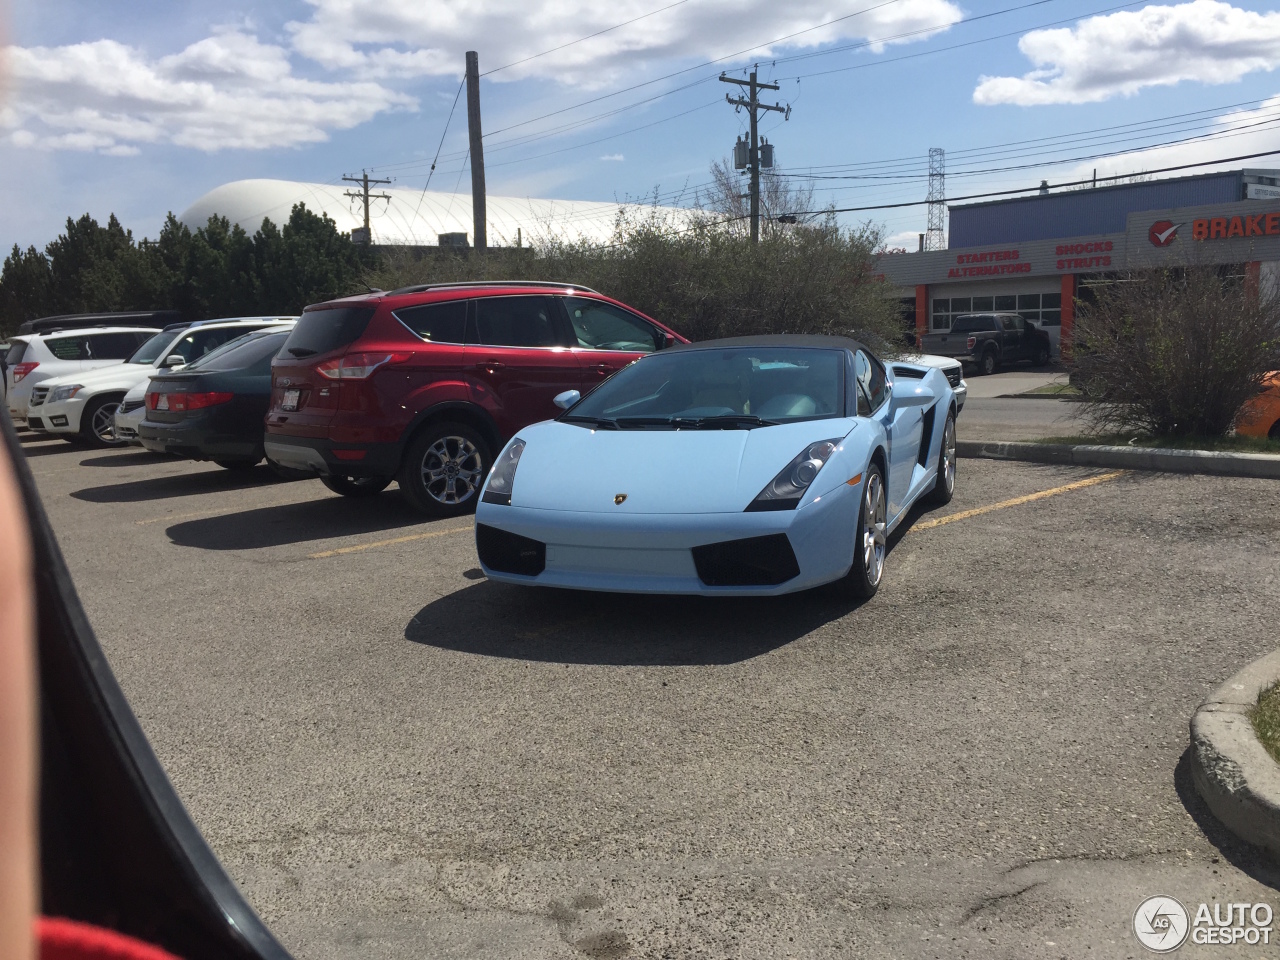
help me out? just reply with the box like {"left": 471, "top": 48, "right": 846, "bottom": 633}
{"left": 508, "top": 418, "right": 856, "bottom": 514}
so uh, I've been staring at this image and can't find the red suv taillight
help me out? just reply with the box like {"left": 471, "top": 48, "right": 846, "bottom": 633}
{"left": 11, "top": 362, "right": 38, "bottom": 382}
{"left": 315, "top": 352, "right": 411, "bottom": 380}
{"left": 966, "top": 336, "right": 977, "bottom": 350}
{"left": 146, "top": 391, "right": 233, "bottom": 412}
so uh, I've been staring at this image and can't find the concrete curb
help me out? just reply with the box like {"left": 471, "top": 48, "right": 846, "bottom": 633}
{"left": 956, "top": 440, "right": 1280, "bottom": 479}
{"left": 1190, "top": 650, "right": 1280, "bottom": 858}
{"left": 995, "top": 393, "right": 1084, "bottom": 401}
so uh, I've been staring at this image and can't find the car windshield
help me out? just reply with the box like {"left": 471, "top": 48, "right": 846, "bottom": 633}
{"left": 127, "top": 330, "right": 179, "bottom": 364}
{"left": 563, "top": 346, "right": 845, "bottom": 428}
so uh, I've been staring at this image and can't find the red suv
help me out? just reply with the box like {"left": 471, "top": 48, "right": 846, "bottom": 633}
{"left": 264, "top": 282, "right": 686, "bottom": 516}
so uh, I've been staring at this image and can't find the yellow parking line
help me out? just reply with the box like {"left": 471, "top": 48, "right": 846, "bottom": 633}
{"left": 913, "top": 470, "right": 1124, "bottom": 531}
{"left": 307, "top": 523, "right": 474, "bottom": 559}
{"left": 136, "top": 507, "right": 238, "bottom": 526}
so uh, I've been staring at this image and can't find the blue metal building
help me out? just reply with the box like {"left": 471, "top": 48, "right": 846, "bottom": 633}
{"left": 950, "top": 171, "right": 1252, "bottom": 247}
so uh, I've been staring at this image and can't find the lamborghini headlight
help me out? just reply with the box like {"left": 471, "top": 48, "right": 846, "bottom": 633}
{"left": 48, "top": 384, "right": 84, "bottom": 403}
{"left": 746, "top": 438, "right": 843, "bottom": 512}
{"left": 482, "top": 439, "right": 526, "bottom": 505}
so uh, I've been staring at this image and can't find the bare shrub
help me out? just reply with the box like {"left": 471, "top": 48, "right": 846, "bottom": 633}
{"left": 366, "top": 204, "right": 906, "bottom": 354}
{"left": 1072, "top": 266, "right": 1280, "bottom": 437}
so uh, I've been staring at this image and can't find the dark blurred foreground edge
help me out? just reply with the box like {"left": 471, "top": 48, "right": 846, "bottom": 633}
{"left": 1, "top": 413, "right": 292, "bottom": 959}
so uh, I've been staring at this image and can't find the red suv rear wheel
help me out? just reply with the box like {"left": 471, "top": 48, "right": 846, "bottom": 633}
{"left": 398, "top": 422, "right": 492, "bottom": 517}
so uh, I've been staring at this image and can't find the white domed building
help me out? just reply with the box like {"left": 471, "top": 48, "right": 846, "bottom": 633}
{"left": 178, "top": 178, "right": 690, "bottom": 247}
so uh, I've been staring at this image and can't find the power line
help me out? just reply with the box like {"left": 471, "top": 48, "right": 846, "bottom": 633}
{"left": 410, "top": 78, "right": 466, "bottom": 229}
{"left": 481, "top": 0, "right": 693, "bottom": 76}
{"left": 360, "top": 0, "right": 1138, "bottom": 181}
{"left": 779, "top": 148, "right": 1280, "bottom": 218}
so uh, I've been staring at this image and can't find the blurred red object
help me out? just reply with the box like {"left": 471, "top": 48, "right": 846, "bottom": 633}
{"left": 38, "top": 917, "right": 181, "bottom": 960}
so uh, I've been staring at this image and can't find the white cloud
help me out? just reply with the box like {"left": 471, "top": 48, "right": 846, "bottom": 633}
{"left": 287, "top": 0, "right": 963, "bottom": 86}
{"left": 600, "top": 153, "right": 625, "bottom": 162}
{"left": 2, "top": 30, "right": 415, "bottom": 154}
{"left": 974, "top": 1, "right": 1280, "bottom": 106}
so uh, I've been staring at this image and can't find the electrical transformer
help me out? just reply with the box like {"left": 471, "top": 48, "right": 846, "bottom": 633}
{"left": 734, "top": 137, "right": 749, "bottom": 170}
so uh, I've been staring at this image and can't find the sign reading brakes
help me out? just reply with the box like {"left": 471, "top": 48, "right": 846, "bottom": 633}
{"left": 1190, "top": 211, "right": 1280, "bottom": 241}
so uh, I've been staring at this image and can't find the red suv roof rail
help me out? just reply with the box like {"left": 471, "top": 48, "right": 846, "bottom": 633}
{"left": 384, "top": 280, "right": 601, "bottom": 296}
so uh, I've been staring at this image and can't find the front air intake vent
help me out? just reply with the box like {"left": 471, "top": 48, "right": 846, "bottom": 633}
{"left": 692, "top": 534, "right": 800, "bottom": 587}
{"left": 892, "top": 365, "right": 927, "bottom": 380}
{"left": 476, "top": 524, "right": 546, "bottom": 576}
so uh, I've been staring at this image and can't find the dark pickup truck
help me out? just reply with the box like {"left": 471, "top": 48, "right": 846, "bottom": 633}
{"left": 919, "top": 312, "right": 1052, "bottom": 376}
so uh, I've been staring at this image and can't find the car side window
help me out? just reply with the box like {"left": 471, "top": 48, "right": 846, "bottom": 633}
{"left": 563, "top": 299, "right": 659, "bottom": 352}
{"left": 854, "top": 350, "right": 888, "bottom": 414}
{"left": 472, "top": 296, "right": 563, "bottom": 348}
{"left": 45, "top": 336, "right": 90, "bottom": 361}
{"left": 394, "top": 301, "right": 467, "bottom": 344}
{"left": 86, "top": 332, "right": 146, "bottom": 359}
{"left": 1000, "top": 316, "right": 1017, "bottom": 332}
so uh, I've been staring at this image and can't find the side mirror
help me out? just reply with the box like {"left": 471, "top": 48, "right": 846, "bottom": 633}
{"left": 553, "top": 389, "right": 580, "bottom": 411}
{"left": 162, "top": 354, "right": 186, "bottom": 369}
{"left": 660, "top": 333, "right": 675, "bottom": 350}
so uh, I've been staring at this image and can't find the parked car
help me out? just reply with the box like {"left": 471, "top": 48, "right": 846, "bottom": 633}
{"left": 5, "top": 327, "right": 158, "bottom": 425}
{"left": 919, "top": 312, "right": 1051, "bottom": 376}
{"left": 474, "top": 335, "right": 958, "bottom": 597}
{"left": 899, "top": 354, "right": 966, "bottom": 412}
{"left": 265, "top": 282, "right": 687, "bottom": 515}
{"left": 114, "top": 326, "right": 294, "bottom": 444}
{"left": 15, "top": 310, "right": 178, "bottom": 336}
{"left": 1236, "top": 371, "right": 1280, "bottom": 440}
{"left": 137, "top": 329, "right": 295, "bottom": 468}
{"left": 29, "top": 317, "right": 296, "bottom": 447}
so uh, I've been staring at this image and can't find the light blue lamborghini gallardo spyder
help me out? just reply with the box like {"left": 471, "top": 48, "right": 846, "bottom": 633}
{"left": 474, "top": 335, "right": 958, "bottom": 598}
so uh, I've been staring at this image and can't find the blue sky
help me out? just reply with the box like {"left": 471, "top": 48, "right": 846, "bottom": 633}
{"left": 3, "top": 0, "right": 1280, "bottom": 250}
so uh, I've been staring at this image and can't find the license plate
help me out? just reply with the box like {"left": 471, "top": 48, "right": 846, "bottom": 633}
{"left": 282, "top": 389, "right": 301, "bottom": 412}
{"left": 155, "top": 394, "right": 169, "bottom": 411}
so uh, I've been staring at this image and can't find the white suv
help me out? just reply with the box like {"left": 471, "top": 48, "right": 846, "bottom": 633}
{"left": 5, "top": 327, "right": 159, "bottom": 424}
{"left": 30, "top": 317, "right": 296, "bottom": 446}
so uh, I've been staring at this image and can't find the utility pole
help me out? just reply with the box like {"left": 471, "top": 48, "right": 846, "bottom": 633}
{"left": 465, "top": 51, "right": 487, "bottom": 251}
{"left": 342, "top": 170, "right": 392, "bottom": 244}
{"left": 721, "top": 70, "right": 789, "bottom": 244}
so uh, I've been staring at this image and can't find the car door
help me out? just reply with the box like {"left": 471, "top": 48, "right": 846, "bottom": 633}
{"left": 559, "top": 296, "right": 662, "bottom": 389}
{"left": 999, "top": 315, "right": 1022, "bottom": 359}
{"left": 464, "top": 295, "right": 580, "bottom": 438}
{"left": 858, "top": 350, "right": 918, "bottom": 519}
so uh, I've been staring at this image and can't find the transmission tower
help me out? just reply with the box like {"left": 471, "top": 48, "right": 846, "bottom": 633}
{"left": 925, "top": 147, "right": 946, "bottom": 251}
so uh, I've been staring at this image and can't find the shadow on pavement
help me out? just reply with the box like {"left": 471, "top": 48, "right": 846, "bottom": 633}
{"left": 70, "top": 463, "right": 282, "bottom": 503}
{"left": 166, "top": 490, "right": 427, "bottom": 550}
{"left": 18, "top": 441, "right": 82, "bottom": 459}
{"left": 1174, "top": 748, "right": 1280, "bottom": 892}
{"left": 406, "top": 579, "right": 866, "bottom": 666}
{"left": 79, "top": 450, "right": 178, "bottom": 468}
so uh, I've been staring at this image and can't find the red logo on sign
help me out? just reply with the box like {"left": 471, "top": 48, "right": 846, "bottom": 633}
{"left": 1149, "top": 221, "right": 1181, "bottom": 247}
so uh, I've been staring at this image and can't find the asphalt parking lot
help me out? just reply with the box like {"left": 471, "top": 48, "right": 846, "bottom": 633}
{"left": 20, "top": 427, "right": 1280, "bottom": 960}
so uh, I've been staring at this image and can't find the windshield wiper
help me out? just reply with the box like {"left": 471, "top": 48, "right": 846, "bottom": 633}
{"left": 287, "top": 347, "right": 318, "bottom": 357}
{"left": 561, "top": 414, "right": 619, "bottom": 429}
{"left": 678, "top": 415, "right": 779, "bottom": 429}
{"left": 612, "top": 415, "right": 779, "bottom": 430}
